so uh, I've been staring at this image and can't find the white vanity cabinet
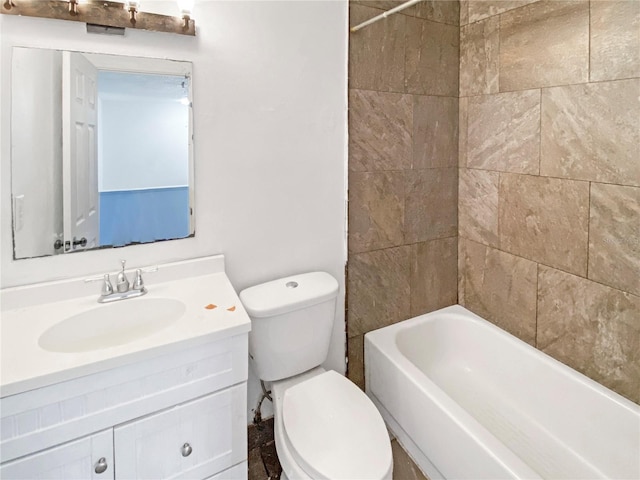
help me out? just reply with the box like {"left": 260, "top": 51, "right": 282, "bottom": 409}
{"left": 0, "top": 334, "right": 249, "bottom": 480}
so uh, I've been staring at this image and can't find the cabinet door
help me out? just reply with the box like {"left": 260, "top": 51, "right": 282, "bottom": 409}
{"left": 0, "top": 429, "right": 113, "bottom": 480}
{"left": 114, "top": 384, "right": 246, "bottom": 480}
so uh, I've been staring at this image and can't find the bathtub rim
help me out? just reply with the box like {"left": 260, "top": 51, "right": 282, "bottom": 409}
{"left": 365, "top": 304, "right": 640, "bottom": 415}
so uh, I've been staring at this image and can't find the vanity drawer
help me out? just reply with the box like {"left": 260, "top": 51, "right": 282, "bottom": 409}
{"left": 0, "top": 429, "right": 113, "bottom": 480}
{"left": 114, "top": 383, "right": 246, "bottom": 480}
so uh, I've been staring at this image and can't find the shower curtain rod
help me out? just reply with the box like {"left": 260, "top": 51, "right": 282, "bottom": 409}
{"left": 350, "top": 0, "right": 423, "bottom": 33}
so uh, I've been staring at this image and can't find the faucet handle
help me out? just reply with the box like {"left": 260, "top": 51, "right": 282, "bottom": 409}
{"left": 101, "top": 274, "right": 114, "bottom": 296}
{"left": 84, "top": 274, "right": 115, "bottom": 297}
{"left": 132, "top": 266, "right": 158, "bottom": 291}
{"left": 133, "top": 269, "right": 145, "bottom": 291}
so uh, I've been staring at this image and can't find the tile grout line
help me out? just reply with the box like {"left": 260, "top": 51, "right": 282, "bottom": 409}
{"left": 588, "top": 0, "right": 592, "bottom": 83}
{"left": 497, "top": 8, "right": 502, "bottom": 94}
{"left": 535, "top": 262, "right": 539, "bottom": 349}
{"left": 497, "top": 171, "right": 502, "bottom": 251}
{"left": 349, "top": 234, "right": 460, "bottom": 257}
{"left": 458, "top": 235, "right": 639, "bottom": 299}
{"left": 538, "top": 88, "right": 542, "bottom": 176}
{"left": 586, "top": 181, "right": 592, "bottom": 279}
{"left": 459, "top": 166, "right": 639, "bottom": 190}
{"left": 454, "top": 75, "right": 640, "bottom": 99}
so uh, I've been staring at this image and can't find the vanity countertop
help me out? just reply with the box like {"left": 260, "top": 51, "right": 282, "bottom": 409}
{"left": 0, "top": 255, "right": 251, "bottom": 398}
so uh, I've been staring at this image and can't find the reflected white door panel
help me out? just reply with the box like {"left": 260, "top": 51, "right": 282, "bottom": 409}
{"left": 62, "top": 51, "right": 99, "bottom": 252}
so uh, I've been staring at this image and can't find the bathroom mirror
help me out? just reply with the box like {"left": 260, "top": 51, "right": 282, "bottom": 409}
{"left": 10, "top": 47, "right": 194, "bottom": 260}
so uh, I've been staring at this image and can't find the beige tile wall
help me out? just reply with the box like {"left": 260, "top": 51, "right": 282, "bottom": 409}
{"left": 348, "top": 0, "right": 639, "bottom": 406}
{"left": 347, "top": 1, "right": 460, "bottom": 390}
{"left": 458, "top": 0, "right": 640, "bottom": 404}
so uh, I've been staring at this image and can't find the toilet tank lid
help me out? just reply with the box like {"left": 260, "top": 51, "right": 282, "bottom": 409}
{"left": 239, "top": 272, "right": 339, "bottom": 318}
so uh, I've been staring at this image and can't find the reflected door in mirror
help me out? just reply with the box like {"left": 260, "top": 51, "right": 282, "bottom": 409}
{"left": 63, "top": 51, "right": 99, "bottom": 252}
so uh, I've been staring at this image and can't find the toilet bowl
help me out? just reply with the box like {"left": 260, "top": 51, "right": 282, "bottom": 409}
{"left": 240, "top": 272, "right": 393, "bottom": 480}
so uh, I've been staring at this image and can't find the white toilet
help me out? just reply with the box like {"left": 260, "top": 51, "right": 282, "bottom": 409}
{"left": 240, "top": 272, "right": 393, "bottom": 480}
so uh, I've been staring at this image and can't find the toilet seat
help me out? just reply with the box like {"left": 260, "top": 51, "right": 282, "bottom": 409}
{"left": 282, "top": 370, "right": 393, "bottom": 480}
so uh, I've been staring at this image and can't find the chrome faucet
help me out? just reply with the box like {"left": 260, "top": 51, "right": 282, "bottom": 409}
{"left": 86, "top": 260, "right": 153, "bottom": 303}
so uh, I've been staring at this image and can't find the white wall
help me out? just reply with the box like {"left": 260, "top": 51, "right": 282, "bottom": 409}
{"left": 99, "top": 94, "right": 189, "bottom": 191}
{"left": 0, "top": 1, "right": 348, "bottom": 422}
{"left": 11, "top": 48, "right": 63, "bottom": 258}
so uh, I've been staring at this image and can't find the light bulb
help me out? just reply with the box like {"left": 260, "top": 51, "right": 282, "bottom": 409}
{"left": 177, "top": 0, "right": 193, "bottom": 30}
{"left": 177, "top": 0, "right": 193, "bottom": 16}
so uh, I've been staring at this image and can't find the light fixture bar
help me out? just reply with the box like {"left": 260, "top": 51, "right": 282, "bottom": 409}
{"left": 1, "top": 0, "right": 196, "bottom": 36}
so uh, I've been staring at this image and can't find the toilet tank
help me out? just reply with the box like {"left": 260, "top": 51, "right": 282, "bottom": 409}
{"left": 239, "top": 272, "right": 339, "bottom": 382}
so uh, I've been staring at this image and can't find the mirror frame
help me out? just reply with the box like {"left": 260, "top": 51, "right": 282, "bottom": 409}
{"left": 10, "top": 47, "right": 195, "bottom": 260}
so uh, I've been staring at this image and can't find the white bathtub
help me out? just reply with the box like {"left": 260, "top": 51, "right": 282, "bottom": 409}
{"left": 365, "top": 305, "right": 640, "bottom": 480}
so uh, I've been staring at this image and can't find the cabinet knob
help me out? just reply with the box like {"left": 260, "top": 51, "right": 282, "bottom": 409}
{"left": 94, "top": 457, "right": 108, "bottom": 474}
{"left": 181, "top": 442, "right": 193, "bottom": 457}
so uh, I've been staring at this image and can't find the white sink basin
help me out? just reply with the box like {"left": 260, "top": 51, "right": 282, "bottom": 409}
{"left": 38, "top": 298, "right": 186, "bottom": 353}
